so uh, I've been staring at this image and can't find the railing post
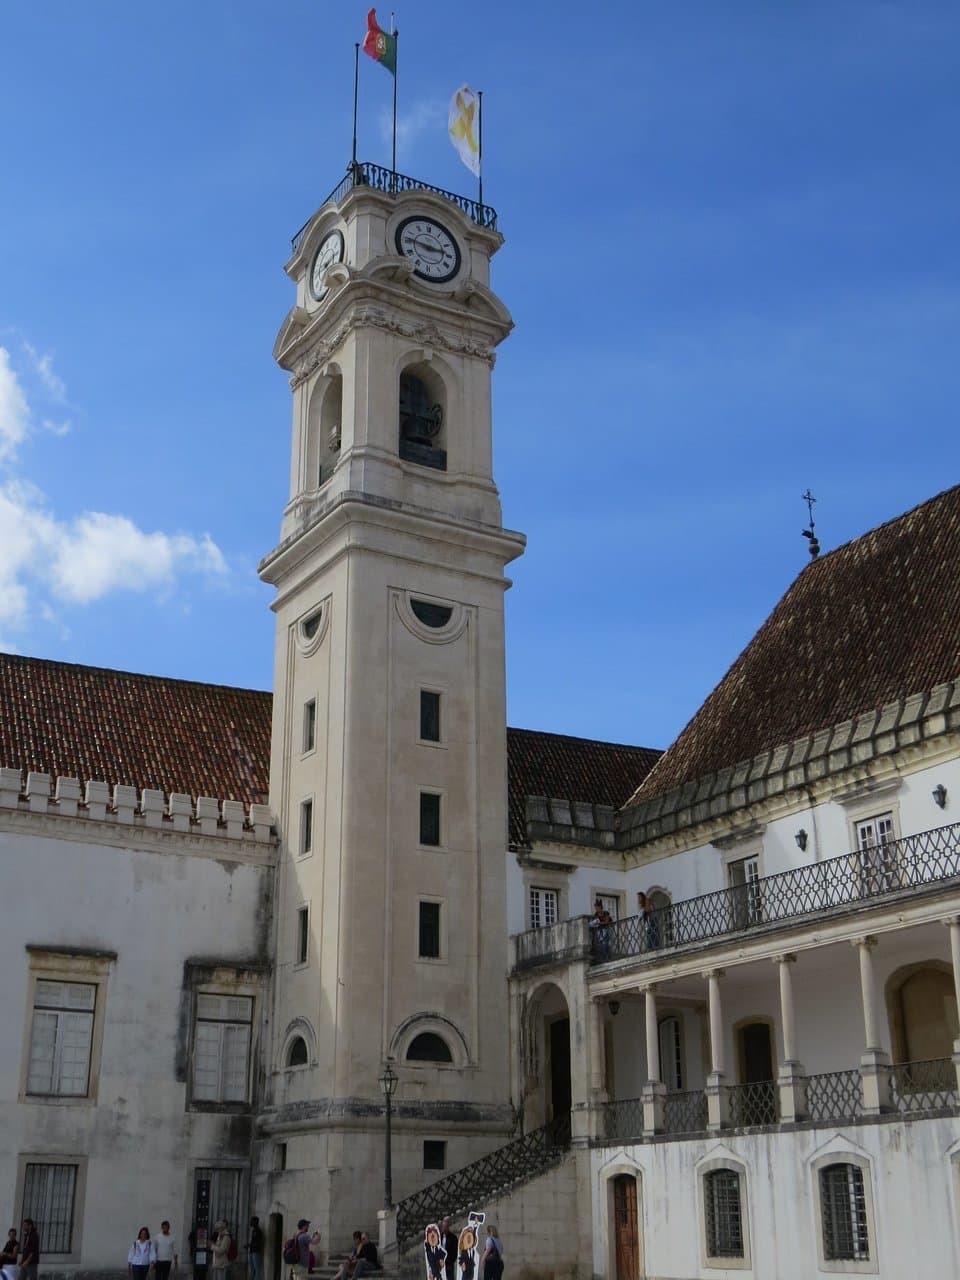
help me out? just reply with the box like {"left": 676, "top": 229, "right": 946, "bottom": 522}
{"left": 705, "top": 969, "right": 730, "bottom": 1130}
{"left": 775, "top": 953, "right": 807, "bottom": 1121}
{"left": 377, "top": 1207, "right": 398, "bottom": 1270}
{"left": 854, "top": 936, "right": 893, "bottom": 1113}
{"left": 944, "top": 919, "right": 960, "bottom": 1095}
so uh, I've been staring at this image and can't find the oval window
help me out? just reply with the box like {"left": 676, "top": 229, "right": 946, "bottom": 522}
{"left": 411, "top": 600, "right": 452, "bottom": 629}
{"left": 301, "top": 610, "right": 323, "bottom": 640}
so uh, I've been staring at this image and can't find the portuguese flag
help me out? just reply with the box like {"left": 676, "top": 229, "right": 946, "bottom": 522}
{"left": 362, "top": 9, "right": 396, "bottom": 75}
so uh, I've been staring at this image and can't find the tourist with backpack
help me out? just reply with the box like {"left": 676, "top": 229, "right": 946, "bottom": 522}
{"left": 210, "top": 1222, "right": 234, "bottom": 1280}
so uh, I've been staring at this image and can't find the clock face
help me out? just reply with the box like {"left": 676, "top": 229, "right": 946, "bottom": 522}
{"left": 395, "top": 216, "right": 461, "bottom": 283}
{"left": 310, "top": 230, "right": 345, "bottom": 301}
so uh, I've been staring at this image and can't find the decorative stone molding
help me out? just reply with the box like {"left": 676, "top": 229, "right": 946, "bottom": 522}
{"left": 0, "top": 769, "right": 275, "bottom": 844}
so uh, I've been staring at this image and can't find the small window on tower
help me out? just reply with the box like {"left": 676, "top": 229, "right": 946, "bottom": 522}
{"left": 420, "top": 690, "right": 441, "bottom": 742}
{"left": 419, "top": 792, "right": 441, "bottom": 846}
{"left": 296, "top": 906, "right": 309, "bottom": 965}
{"left": 300, "top": 799, "right": 313, "bottom": 856}
{"left": 303, "top": 699, "right": 317, "bottom": 753}
{"left": 399, "top": 371, "right": 446, "bottom": 471}
{"left": 411, "top": 599, "right": 453, "bottom": 629}
{"left": 418, "top": 901, "right": 441, "bottom": 958}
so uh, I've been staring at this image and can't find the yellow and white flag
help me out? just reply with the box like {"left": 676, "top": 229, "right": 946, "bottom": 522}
{"left": 448, "top": 85, "right": 481, "bottom": 177}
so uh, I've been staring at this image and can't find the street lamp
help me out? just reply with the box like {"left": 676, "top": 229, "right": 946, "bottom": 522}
{"left": 378, "top": 1060, "right": 399, "bottom": 1209}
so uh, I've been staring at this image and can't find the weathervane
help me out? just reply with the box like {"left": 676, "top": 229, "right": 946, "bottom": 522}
{"left": 801, "top": 489, "right": 820, "bottom": 559}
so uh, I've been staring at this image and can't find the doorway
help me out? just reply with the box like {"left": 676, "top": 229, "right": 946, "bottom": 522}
{"left": 738, "top": 1021, "right": 774, "bottom": 1083}
{"left": 612, "top": 1174, "right": 640, "bottom": 1280}
{"left": 549, "top": 1016, "right": 571, "bottom": 1138}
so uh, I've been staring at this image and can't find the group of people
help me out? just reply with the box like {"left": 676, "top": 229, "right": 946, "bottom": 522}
{"left": 126, "top": 1221, "right": 181, "bottom": 1280}
{"left": 424, "top": 1218, "right": 503, "bottom": 1280}
{"left": 590, "top": 892, "right": 662, "bottom": 961}
{"left": 0, "top": 1219, "right": 39, "bottom": 1280}
{"left": 329, "top": 1227, "right": 379, "bottom": 1279}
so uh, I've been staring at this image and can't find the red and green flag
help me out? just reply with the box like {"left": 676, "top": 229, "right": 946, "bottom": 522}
{"left": 362, "top": 9, "right": 396, "bottom": 76}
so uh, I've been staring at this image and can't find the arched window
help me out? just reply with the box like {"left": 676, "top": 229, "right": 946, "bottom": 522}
{"left": 703, "top": 1168, "right": 744, "bottom": 1259}
{"left": 286, "top": 1036, "right": 308, "bottom": 1068}
{"left": 399, "top": 367, "right": 446, "bottom": 471}
{"left": 406, "top": 1032, "right": 453, "bottom": 1063}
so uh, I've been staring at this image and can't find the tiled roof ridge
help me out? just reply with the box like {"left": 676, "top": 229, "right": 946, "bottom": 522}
{"left": 0, "top": 651, "right": 271, "bottom": 698}
{"left": 626, "top": 482, "right": 960, "bottom": 808}
{"left": 619, "top": 676, "right": 960, "bottom": 847}
{"left": 506, "top": 724, "right": 658, "bottom": 752}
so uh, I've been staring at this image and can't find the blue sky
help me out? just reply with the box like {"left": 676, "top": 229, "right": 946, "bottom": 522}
{"left": 1, "top": 1, "right": 958, "bottom": 751}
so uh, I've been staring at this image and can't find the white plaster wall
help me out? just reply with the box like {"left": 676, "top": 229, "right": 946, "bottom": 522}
{"left": 0, "top": 821, "right": 273, "bottom": 1271}
{"left": 592, "top": 1117, "right": 960, "bottom": 1279}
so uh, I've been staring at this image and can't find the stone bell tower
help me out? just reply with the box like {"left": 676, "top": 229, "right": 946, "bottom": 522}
{"left": 257, "top": 166, "right": 525, "bottom": 1246}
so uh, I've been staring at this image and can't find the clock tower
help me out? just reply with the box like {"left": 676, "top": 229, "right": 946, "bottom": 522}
{"left": 257, "top": 166, "right": 524, "bottom": 1245}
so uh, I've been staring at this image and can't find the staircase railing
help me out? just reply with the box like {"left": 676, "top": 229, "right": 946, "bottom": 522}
{"left": 395, "top": 1116, "right": 571, "bottom": 1248}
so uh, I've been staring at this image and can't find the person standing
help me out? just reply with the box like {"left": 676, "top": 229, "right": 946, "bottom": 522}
{"left": 480, "top": 1226, "right": 503, "bottom": 1280}
{"left": 155, "top": 1222, "right": 178, "bottom": 1280}
{"left": 210, "top": 1222, "right": 232, "bottom": 1280}
{"left": 2, "top": 1229, "right": 20, "bottom": 1270}
{"left": 247, "top": 1218, "right": 263, "bottom": 1280}
{"left": 440, "top": 1220, "right": 457, "bottom": 1280}
{"left": 294, "top": 1219, "right": 311, "bottom": 1280}
{"left": 19, "top": 1221, "right": 39, "bottom": 1280}
{"left": 129, "top": 1227, "right": 156, "bottom": 1280}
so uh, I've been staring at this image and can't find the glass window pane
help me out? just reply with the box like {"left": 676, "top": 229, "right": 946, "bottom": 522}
{"left": 27, "top": 1011, "right": 58, "bottom": 1094}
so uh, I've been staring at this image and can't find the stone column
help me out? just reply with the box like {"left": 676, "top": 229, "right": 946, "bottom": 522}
{"left": 854, "top": 936, "right": 891, "bottom": 1113}
{"left": 641, "top": 986, "right": 665, "bottom": 1134}
{"left": 705, "top": 969, "right": 729, "bottom": 1130}
{"left": 775, "top": 954, "right": 806, "bottom": 1121}
{"left": 944, "top": 918, "right": 960, "bottom": 1093}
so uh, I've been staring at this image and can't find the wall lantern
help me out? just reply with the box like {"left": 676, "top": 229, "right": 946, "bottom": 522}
{"left": 933, "top": 784, "right": 948, "bottom": 810}
{"left": 794, "top": 829, "right": 808, "bottom": 852}
{"left": 608, "top": 1000, "right": 621, "bottom": 1017}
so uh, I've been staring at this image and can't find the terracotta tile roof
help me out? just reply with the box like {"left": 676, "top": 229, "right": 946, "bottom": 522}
{"left": 0, "top": 655, "right": 659, "bottom": 841}
{"left": 0, "top": 654, "right": 273, "bottom": 806}
{"left": 505, "top": 727, "right": 661, "bottom": 848}
{"left": 627, "top": 484, "right": 960, "bottom": 808}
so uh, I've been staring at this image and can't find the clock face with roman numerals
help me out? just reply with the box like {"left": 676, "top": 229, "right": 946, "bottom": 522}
{"left": 395, "top": 216, "right": 461, "bottom": 283}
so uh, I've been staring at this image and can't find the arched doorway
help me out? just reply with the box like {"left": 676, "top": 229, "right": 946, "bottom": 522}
{"left": 887, "top": 963, "right": 959, "bottom": 1062}
{"left": 611, "top": 1174, "right": 640, "bottom": 1280}
{"left": 524, "top": 982, "right": 571, "bottom": 1138}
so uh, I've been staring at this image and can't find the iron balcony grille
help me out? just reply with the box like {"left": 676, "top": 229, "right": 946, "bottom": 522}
{"left": 600, "top": 1096, "right": 644, "bottom": 1142}
{"left": 291, "top": 162, "right": 498, "bottom": 253}
{"left": 599, "top": 820, "right": 960, "bottom": 965}
{"left": 663, "top": 1088, "right": 710, "bottom": 1135}
{"left": 804, "top": 1069, "right": 864, "bottom": 1123}
{"left": 725, "top": 1080, "right": 779, "bottom": 1127}
{"left": 394, "top": 1116, "right": 570, "bottom": 1249}
{"left": 890, "top": 1056, "right": 958, "bottom": 1112}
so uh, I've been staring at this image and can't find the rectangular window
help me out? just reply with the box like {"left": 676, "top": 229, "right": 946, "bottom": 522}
{"left": 26, "top": 981, "right": 96, "bottom": 1097}
{"left": 192, "top": 994, "right": 253, "bottom": 1104}
{"left": 419, "top": 792, "right": 441, "bottom": 846}
{"left": 856, "top": 812, "right": 898, "bottom": 893}
{"left": 529, "top": 887, "right": 559, "bottom": 930}
{"left": 303, "top": 699, "right": 317, "bottom": 753}
{"left": 418, "top": 902, "right": 441, "bottom": 958}
{"left": 296, "top": 906, "right": 309, "bottom": 965}
{"left": 299, "top": 798, "right": 313, "bottom": 856}
{"left": 821, "top": 1164, "right": 869, "bottom": 1261}
{"left": 423, "top": 1140, "right": 446, "bottom": 1171}
{"left": 274, "top": 1143, "right": 287, "bottom": 1172}
{"left": 728, "top": 855, "right": 762, "bottom": 927}
{"left": 704, "top": 1169, "right": 744, "bottom": 1258}
{"left": 22, "top": 1162, "right": 78, "bottom": 1254}
{"left": 420, "top": 690, "right": 441, "bottom": 742}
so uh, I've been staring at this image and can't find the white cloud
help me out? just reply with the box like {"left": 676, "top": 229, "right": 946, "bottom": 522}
{"left": 0, "top": 347, "right": 30, "bottom": 461}
{"left": 380, "top": 98, "right": 444, "bottom": 154}
{"left": 0, "top": 344, "right": 229, "bottom": 643}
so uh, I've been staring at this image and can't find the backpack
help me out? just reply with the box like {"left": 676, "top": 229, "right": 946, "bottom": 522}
{"left": 227, "top": 1239, "right": 238, "bottom": 1264}
{"left": 282, "top": 1240, "right": 298, "bottom": 1266}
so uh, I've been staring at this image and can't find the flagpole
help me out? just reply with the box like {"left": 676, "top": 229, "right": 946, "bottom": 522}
{"left": 477, "top": 90, "right": 484, "bottom": 216}
{"left": 351, "top": 43, "right": 360, "bottom": 173}
{"left": 391, "top": 17, "right": 398, "bottom": 189}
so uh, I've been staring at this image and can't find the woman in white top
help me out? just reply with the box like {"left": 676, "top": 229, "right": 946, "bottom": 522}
{"left": 128, "top": 1227, "right": 157, "bottom": 1280}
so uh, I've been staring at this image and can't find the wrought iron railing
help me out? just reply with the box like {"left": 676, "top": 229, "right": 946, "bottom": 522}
{"left": 726, "top": 1080, "right": 779, "bottom": 1127}
{"left": 664, "top": 1088, "right": 710, "bottom": 1134}
{"left": 291, "top": 161, "right": 498, "bottom": 253}
{"left": 394, "top": 1116, "right": 570, "bottom": 1248}
{"left": 597, "top": 821, "right": 960, "bottom": 965}
{"left": 804, "top": 1069, "right": 864, "bottom": 1122}
{"left": 890, "top": 1057, "right": 958, "bottom": 1112}
{"left": 599, "top": 1096, "right": 644, "bottom": 1142}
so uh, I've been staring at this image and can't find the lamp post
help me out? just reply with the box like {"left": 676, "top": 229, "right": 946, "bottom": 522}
{"left": 378, "top": 1060, "right": 398, "bottom": 1209}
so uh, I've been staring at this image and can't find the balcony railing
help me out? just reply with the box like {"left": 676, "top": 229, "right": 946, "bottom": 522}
{"left": 597, "top": 821, "right": 960, "bottom": 965}
{"left": 291, "top": 161, "right": 498, "bottom": 253}
{"left": 726, "top": 1080, "right": 779, "bottom": 1127}
{"left": 512, "top": 916, "right": 592, "bottom": 972}
{"left": 890, "top": 1057, "right": 957, "bottom": 1112}
{"left": 804, "top": 1069, "right": 864, "bottom": 1123}
{"left": 664, "top": 1088, "right": 710, "bottom": 1134}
